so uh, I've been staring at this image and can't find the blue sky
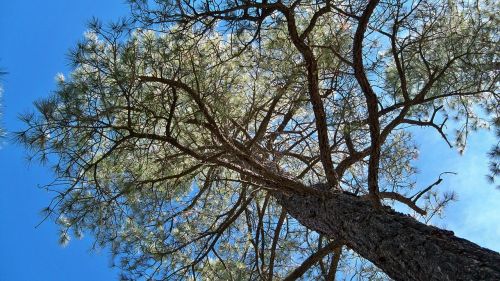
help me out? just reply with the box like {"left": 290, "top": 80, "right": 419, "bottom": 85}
{"left": 0, "top": 1, "right": 498, "bottom": 281}
{"left": 413, "top": 129, "right": 500, "bottom": 251}
{"left": 0, "top": 1, "right": 127, "bottom": 280}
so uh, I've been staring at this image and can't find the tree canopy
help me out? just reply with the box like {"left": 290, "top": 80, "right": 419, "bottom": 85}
{"left": 19, "top": 0, "right": 499, "bottom": 280}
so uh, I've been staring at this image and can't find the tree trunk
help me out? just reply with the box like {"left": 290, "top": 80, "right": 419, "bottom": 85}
{"left": 276, "top": 191, "right": 500, "bottom": 281}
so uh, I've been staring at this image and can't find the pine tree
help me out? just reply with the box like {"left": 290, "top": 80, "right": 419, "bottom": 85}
{"left": 19, "top": 1, "right": 500, "bottom": 280}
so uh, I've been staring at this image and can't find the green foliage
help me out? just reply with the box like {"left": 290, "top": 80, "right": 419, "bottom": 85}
{"left": 18, "top": 1, "right": 498, "bottom": 280}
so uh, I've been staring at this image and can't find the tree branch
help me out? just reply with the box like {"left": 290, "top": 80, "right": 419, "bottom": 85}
{"left": 283, "top": 240, "right": 343, "bottom": 281}
{"left": 352, "top": 0, "right": 381, "bottom": 204}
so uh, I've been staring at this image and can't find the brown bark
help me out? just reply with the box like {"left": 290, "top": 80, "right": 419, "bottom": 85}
{"left": 276, "top": 191, "right": 500, "bottom": 281}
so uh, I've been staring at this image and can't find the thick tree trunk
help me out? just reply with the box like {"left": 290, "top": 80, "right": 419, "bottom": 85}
{"left": 276, "top": 191, "right": 500, "bottom": 281}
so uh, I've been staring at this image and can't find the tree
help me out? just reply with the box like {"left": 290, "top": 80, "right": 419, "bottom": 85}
{"left": 19, "top": 0, "right": 499, "bottom": 280}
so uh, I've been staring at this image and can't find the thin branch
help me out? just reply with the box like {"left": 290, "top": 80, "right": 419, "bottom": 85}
{"left": 379, "top": 191, "right": 426, "bottom": 215}
{"left": 283, "top": 240, "right": 344, "bottom": 281}
{"left": 411, "top": 172, "right": 457, "bottom": 203}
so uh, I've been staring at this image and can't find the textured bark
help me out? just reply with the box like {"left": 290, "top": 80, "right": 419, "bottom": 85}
{"left": 277, "top": 191, "right": 500, "bottom": 281}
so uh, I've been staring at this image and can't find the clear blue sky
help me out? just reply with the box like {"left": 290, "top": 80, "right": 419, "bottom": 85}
{"left": 0, "top": 1, "right": 498, "bottom": 281}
